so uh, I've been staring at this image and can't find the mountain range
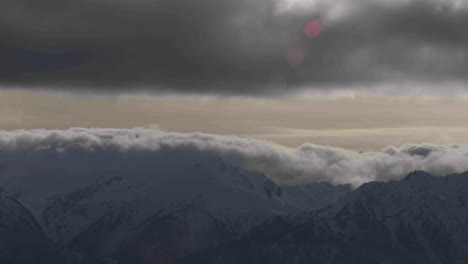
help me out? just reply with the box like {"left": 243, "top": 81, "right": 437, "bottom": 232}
{"left": 0, "top": 150, "right": 467, "bottom": 263}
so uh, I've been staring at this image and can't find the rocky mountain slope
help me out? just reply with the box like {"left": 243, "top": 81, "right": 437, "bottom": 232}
{"left": 0, "top": 188, "right": 60, "bottom": 264}
{"left": 0, "top": 149, "right": 350, "bottom": 263}
{"left": 184, "top": 171, "right": 468, "bottom": 264}
{"left": 2, "top": 148, "right": 468, "bottom": 264}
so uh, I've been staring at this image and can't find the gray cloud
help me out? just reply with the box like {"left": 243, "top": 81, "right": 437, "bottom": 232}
{"left": 1, "top": 128, "right": 468, "bottom": 187}
{"left": 1, "top": 0, "right": 468, "bottom": 95}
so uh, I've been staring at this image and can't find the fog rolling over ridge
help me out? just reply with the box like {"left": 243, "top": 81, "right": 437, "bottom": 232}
{"left": 1, "top": 0, "right": 468, "bottom": 262}
{"left": 0, "top": 130, "right": 468, "bottom": 263}
{"left": 1, "top": 128, "right": 468, "bottom": 187}
{"left": 0, "top": 133, "right": 352, "bottom": 263}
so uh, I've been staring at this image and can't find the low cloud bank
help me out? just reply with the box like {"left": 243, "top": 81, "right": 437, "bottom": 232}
{"left": 0, "top": 128, "right": 467, "bottom": 187}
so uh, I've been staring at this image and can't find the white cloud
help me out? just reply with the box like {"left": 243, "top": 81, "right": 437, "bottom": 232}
{"left": 275, "top": 0, "right": 468, "bottom": 23}
{"left": 1, "top": 128, "right": 467, "bottom": 187}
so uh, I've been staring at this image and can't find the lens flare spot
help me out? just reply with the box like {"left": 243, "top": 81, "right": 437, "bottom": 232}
{"left": 287, "top": 47, "right": 305, "bottom": 66}
{"left": 305, "top": 20, "right": 322, "bottom": 39}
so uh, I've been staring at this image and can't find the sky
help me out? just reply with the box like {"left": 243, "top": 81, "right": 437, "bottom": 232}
{"left": 2, "top": 91, "right": 468, "bottom": 152}
{"left": 1, "top": 0, "right": 468, "bottom": 185}
{"left": 1, "top": 0, "right": 468, "bottom": 94}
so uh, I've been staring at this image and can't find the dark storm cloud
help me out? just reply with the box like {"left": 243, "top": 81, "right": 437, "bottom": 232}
{"left": 1, "top": 0, "right": 468, "bottom": 94}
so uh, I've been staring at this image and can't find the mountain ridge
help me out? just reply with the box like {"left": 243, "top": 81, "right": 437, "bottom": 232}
{"left": 183, "top": 170, "right": 468, "bottom": 264}
{"left": 1, "top": 163, "right": 467, "bottom": 263}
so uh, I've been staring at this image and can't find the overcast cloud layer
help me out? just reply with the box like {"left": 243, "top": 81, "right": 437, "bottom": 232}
{"left": 1, "top": 0, "right": 468, "bottom": 94}
{"left": 1, "top": 128, "right": 468, "bottom": 187}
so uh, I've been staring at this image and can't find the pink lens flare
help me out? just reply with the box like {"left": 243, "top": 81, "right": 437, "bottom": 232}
{"left": 287, "top": 47, "right": 305, "bottom": 66}
{"left": 305, "top": 20, "right": 322, "bottom": 39}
